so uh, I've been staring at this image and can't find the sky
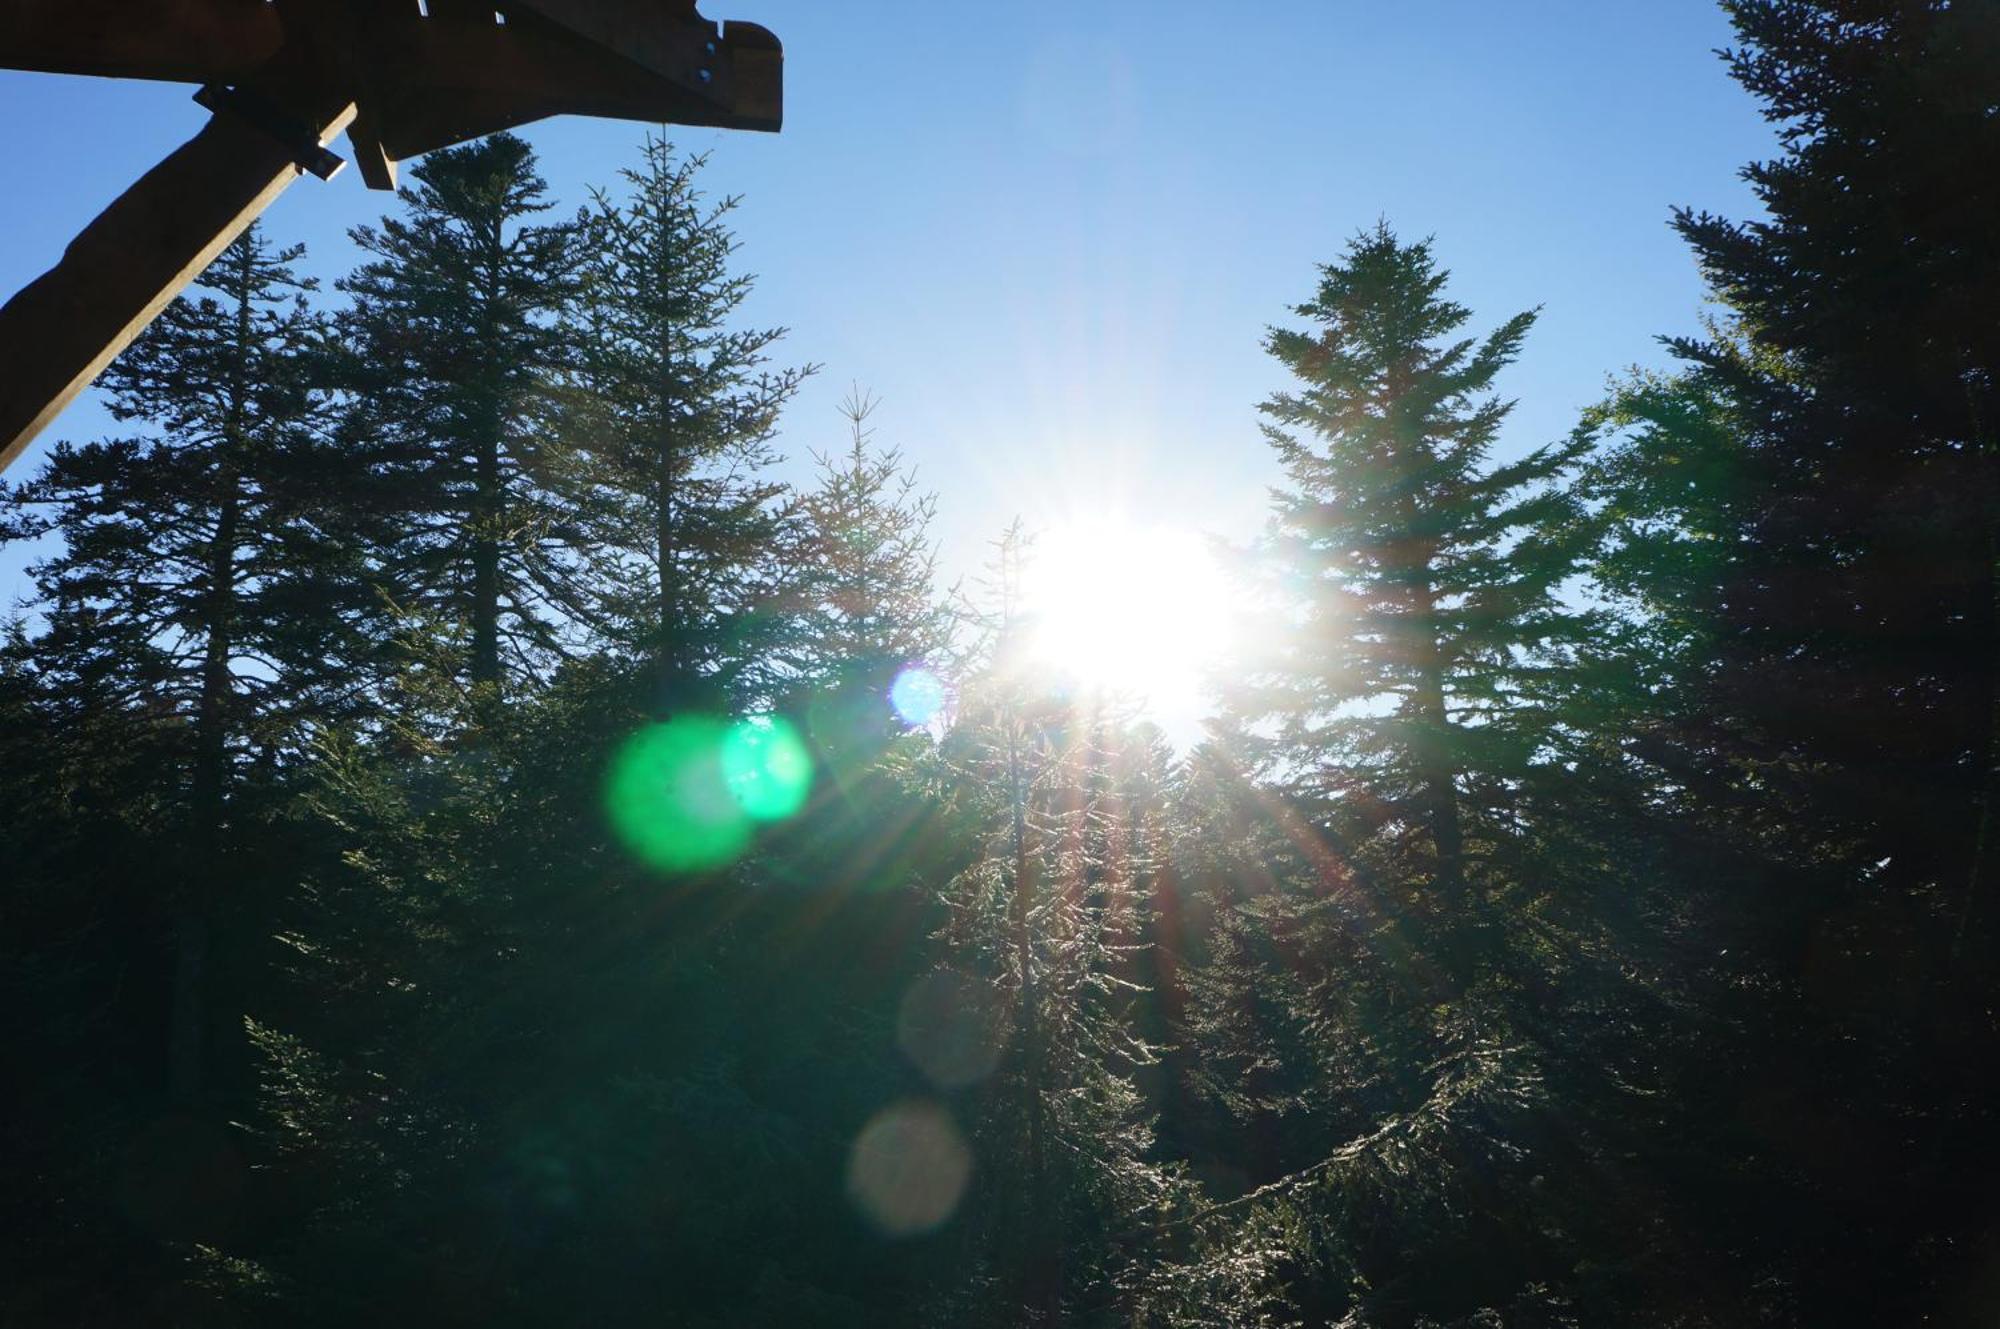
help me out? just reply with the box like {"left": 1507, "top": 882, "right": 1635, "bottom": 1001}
{"left": 0, "top": 2, "right": 1774, "bottom": 733}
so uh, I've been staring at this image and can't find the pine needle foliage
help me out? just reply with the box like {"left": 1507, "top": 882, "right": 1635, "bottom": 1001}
{"left": 1220, "top": 224, "right": 1594, "bottom": 957}
{"left": 337, "top": 133, "right": 588, "bottom": 697}
{"left": 565, "top": 135, "right": 813, "bottom": 707}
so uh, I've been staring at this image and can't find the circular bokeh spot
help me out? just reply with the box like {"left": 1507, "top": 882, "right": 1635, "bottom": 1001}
{"left": 846, "top": 1100, "right": 972, "bottom": 1237}
{"left": 897, "top": 970, "right": 1004, "bottom": 1089}
{"left": 889, "top": 666, "right": 947, "bottom": 728}
{"left": 604, "top": 716, "right": 751, "bottom": 872}
{"left": 721, "top": 715, "right": 814, "bottom": 821}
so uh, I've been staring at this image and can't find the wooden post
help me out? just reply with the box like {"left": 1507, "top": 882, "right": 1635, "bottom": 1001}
{"left": 0, "top": 95, "right": 355, "bottom": 473}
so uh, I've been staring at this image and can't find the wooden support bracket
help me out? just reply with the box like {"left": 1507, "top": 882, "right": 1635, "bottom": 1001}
{"left": 0, "top": 0, "right": 781, "bottom": 470}
{"left": 0, "top": 93, "right": 357, "bottom": 473}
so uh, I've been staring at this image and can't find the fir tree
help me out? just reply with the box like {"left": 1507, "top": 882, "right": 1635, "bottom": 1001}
{"left": 774, "top": 389, "right": 953, "bottom": 776}
{"left": 566, "top": 135, "right": 812, "bottom": 708}
{"left": 1576, "top": 4, "right": 2000, "bottom": 1320}
{"left": 922, "top": 527, "right": 1199, "bottom": 1327}
{"left": 337, "top": 132, "right": 587, "bottom": 700}
{"left": 1664, "top": 0, "right": 2000, "bottom": 923}
{"left": 1570, "top": 366, "right": 1745, "bottom": 767}
{"left": 0, "top": 224, "right": 372, "bottom": 1105}
{"left": 781, "top": 390, "right": 949, "bottom": 688}
{"left": 1219, "top": 224, "right": 1593, "bottom": 980}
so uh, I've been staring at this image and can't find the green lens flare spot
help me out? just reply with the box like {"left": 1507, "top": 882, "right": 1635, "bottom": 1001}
{"left": 721, "top": 716, "right": 814, "bottom": 822}
{"left": 604, "top": 716, "right": 750, "bottom": 872}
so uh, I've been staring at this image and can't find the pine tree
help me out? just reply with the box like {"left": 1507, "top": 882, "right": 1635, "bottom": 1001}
{"left": 782, "top": 391, "right": 949, "bottom": 686}
{"left": 1663, "top": 0, "right": 2000, "bottom": 926}
{"left": 1219, "top": 224, "right": 1592, "bottom": 980}
{"left": 1177, "top": 228, "right": 1617, "bottom": 1325}
{"left": 337, "top": 132, "right": 587, "bottom": 701}
{"left": 1575, "top": 5, "right": 2000, "bottom": 1321}
{"left": 773, "top": 389, "right": 953, "bottom": 778}
{"left": 0, "top": 224, "right": 373, "bottom": 1106}
{"left": 1570, "top": 365, "right": 1745, "bottom": 767}
{"left": 566, "top": 135, "right": 812, "bottom": 708}
{"left": 917, "top": 527, "right": 1205, "bottom": 1327}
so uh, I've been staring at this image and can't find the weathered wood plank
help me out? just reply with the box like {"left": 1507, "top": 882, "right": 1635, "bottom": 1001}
{"left": 0, "top": 0, "right": 781, "bottom": 467}
{"left": 0, "top": 96, "right": 357, "bottom": 471}
{"left": 499, "top": 3, "right": 780, "bottom": 127}
{"left": 363, "top": 16, "right": 776, "bottom": 157}
{"left": 0, "top": 0, "right": 282, "bottom": 84}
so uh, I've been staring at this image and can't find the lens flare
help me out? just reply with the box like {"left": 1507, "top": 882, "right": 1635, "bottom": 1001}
{"left": 604, "top": 717, "right": 749, "bottom": 872}
{"left": 846, "top": 1100, "right": 972, "bottom": 1237}
{"left": 889, "top": 666, "right": 947, "bottom": 728}
{"left": 721, "top": 715, "right": 814, "bottom": 821}
{"left": 604, "top": 714, "right": 815, "bottom": 872}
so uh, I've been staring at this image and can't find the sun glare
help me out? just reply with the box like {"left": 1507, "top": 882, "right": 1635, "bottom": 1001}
{"left": 1019, "top": 520, "right": 1235, "bottom": 718}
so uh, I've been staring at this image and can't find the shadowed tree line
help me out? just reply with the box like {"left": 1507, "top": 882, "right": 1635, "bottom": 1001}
{"left": 3, "top": 2, "right": 1998, "bottom": 1324}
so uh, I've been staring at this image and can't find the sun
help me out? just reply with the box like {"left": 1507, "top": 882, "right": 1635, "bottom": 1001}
{"left": 1018, "top": 519, "right": 1236, "bottom": 719}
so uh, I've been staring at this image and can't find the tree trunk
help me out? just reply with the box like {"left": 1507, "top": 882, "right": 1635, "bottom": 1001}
{"left": 656, "top": 419, "right": 678, "bottom": 702}
{"left": 1000, "top": 533, "right": 1059, "bottom": 1323}
{"left": 169, "top": 248, "right": 253, "bottom": 1107}
{"left": 1409, "top": 579, "right": 1465, "bottom": 898}
{"left": 471, "top": 423, "right": 502, "bottom": 691}
{"left": 1409, "top": 568, "right": 1471, "bottom": 988}
{"left": 171, "top": 465, "right": 238, "bottom": 1106}
{"left": 653, "top": 282, "right": 681, "bottom": 705}
{"left": 1009, "top": 718, "right": 1061, "bottom": 1325}
{"left": 469, "top": 232, "right": 506, "bottom": 695}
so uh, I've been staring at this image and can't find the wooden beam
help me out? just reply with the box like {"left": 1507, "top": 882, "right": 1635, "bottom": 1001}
{"left": 505, "top": 0, "right": 713, "bottom": 86}
{"left": 716, "top": 20, "right": 782, "bottom": 131}
{"left": 279, "top": 0, "right": 403, "bottom": 189}
{"left": 357, "top": 15, "right": 775, "bottom": 158}
{"left": 0, "top": 0, "right": 281, "bottom": 85}
{"left": 503, "top": 1, "right": 782, "bottom": 127}
{"left": 0, "top": 95, "right": 357, "bottom": 473}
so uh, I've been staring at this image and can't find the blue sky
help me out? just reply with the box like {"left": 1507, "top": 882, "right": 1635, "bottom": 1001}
{"left": 1, "top": 1, "right": 1770, "bottom": 627}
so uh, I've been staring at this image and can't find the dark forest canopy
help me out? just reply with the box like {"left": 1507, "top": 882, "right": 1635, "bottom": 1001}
{"left": 3, "top": 2, "right": 1998, "bottom": 1324}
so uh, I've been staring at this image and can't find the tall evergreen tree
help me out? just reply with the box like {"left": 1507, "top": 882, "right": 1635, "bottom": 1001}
{"left": 915, "top": 528, "right": 1219, "bottom": 1327}
{"left": 1176, "top": 228, "right": 1623, "bottom": 1326}
{"left": 781, "top": 391, "right": 949, "bottom": 688}
{"left": 0, "top": 224, "right": 371, "bottom": 1106}
{"left": 1576, "top": 4, "right": 2000, "bottom": 1321}
{"left": 774, "top": 390, "right": 953, "bottom": 779}
{"left": 567, "top": 135, "right": 812, "bottom": 707}
{"left": 1570, "top": 365, "right": 1745, "bottom": 766}
{"left": 1662, "top": 0, "right": 2000, "bottom": 920}
{"left": 1219, "top": 224, "right": 1592, "bottom": 979}
{"left": 338, "top": 132, "right": 587, "bottom": 700}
